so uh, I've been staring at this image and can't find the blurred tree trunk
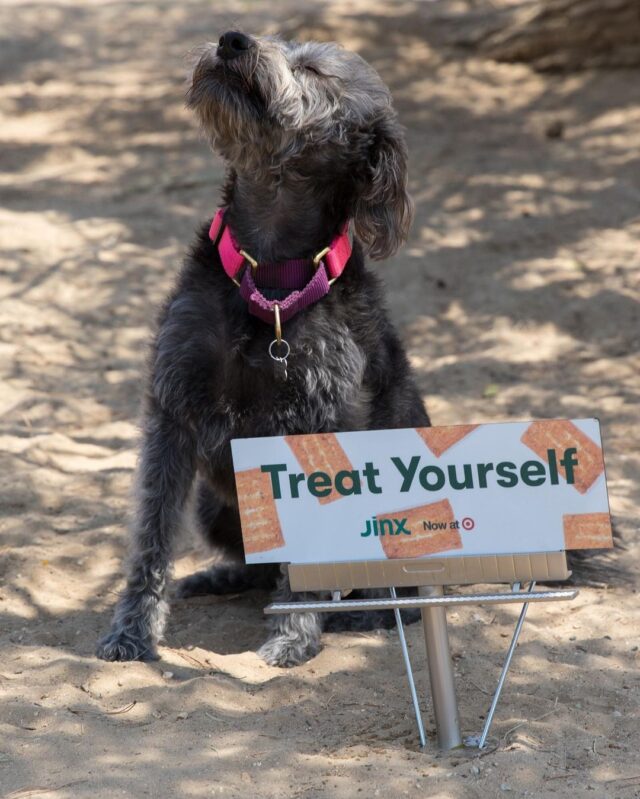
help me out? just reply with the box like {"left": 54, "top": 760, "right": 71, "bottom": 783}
{"left": 482, "top": 0, "right": 640, "bottom": 71}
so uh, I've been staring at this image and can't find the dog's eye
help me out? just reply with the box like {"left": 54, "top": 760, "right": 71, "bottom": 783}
{"left": 294, "top": 64, "right": 322, "bottom": 77}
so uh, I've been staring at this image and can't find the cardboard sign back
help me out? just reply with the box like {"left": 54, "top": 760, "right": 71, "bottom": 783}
{"left": 286, "top": 552, "right": 571, "bottom": 592}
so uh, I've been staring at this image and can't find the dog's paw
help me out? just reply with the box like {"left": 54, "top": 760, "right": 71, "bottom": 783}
{"left": 257, "top": 635, "right": 321, "bottom": 668}
{"left": 96, "top": 630, "right": 158, "bottom": 662}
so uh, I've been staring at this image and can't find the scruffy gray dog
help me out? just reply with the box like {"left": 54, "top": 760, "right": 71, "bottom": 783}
{"left": 96, "top": 31, "right": 430, "bottom": 667}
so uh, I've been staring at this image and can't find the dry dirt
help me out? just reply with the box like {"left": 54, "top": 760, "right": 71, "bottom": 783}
{"left": 1, "top": 1, "right": 639, "bottom": 797}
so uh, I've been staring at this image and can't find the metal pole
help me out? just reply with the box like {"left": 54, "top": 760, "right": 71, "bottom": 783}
{"left": 477, "top": 581, "right": 536, "bottom": 749}
{"left": 390, "top": 587, "right": 426, "bottom": 748}
{"left": 419, "top": 585, "right": 462, "bottom": 750}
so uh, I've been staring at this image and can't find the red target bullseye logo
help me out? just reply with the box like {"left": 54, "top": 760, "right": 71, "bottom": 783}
{"left": 461, "top": 517, "right": 475, "bottom": 531}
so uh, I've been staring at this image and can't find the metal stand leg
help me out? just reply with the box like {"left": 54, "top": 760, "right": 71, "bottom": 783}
{"left": 419, "top": 585, "right": 462, "bottom": 750}
{"left": 468, "top": 581, "right": 536, "bottom": 749}
{"left": 390, "top": 587, "right": 427, "bottom": 748}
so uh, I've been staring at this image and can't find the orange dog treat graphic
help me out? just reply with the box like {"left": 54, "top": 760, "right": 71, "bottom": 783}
{"left": 417, "top": 425, "right": 479, "bottom": 457}
{"left": 235, "top": 468, "right": 285, "bottom": 554}
{"left": 521, "top": 420, "right": 604, "bottom": 494}
{"left": 285, "top": 433, "right": 353, "bottom": 504}
{"left": 563, "top": 513, "right": 613, "bottom": 550}
{"left": 379, "top": 498, "right": 461, "bottom": 559}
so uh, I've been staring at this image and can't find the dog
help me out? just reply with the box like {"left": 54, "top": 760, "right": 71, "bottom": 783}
{"left": 96, "top": 31, "right": 430, "bottom": 668}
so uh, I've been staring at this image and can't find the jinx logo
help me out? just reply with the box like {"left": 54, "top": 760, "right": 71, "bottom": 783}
{"left": 360, "top": 517, "right": 411, "bottom": 537}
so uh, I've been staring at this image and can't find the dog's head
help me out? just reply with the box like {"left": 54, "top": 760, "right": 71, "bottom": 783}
{"left": 188, "top": 32, "right": 412, "bottom": 259}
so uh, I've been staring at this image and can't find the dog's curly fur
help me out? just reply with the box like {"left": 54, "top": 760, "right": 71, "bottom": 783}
{"left": 96, "top": 32, "right": 430, "bottom": 667}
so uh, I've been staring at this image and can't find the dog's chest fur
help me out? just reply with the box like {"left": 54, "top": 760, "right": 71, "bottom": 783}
{"left": 208, "top": 323, "right": 369, "bottom": 444}
{"left": 202, "top": 325, "right": 367, "bottom": 503}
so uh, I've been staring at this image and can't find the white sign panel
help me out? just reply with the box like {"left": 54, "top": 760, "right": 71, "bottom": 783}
{"left": 230, "top": 419, "right": 612, "bottom": 565}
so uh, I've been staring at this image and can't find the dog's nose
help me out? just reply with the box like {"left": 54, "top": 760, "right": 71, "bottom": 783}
{"left": 217, "top": 31, "right": 252, "bottom": 60}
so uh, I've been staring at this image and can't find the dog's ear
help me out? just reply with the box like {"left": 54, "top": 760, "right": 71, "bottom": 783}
{"left": 353, "top": 114, "right": 413, "bottom": 260}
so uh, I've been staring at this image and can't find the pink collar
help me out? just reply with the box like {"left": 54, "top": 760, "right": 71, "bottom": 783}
{"left": 208, "top": 208, "right": 352, "bottom": 284}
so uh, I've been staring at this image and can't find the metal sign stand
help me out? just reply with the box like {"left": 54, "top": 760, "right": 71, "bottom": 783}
{"left": 466, "top": 581, "right": 536, "bottom": 749}
{"left": 265, "top": 578, "right": 578, "bottom": 750}
{"left": 418, "top": 584, "right": 462, "bottom": 749}
{"left": 390, "top": 586, "right": 427, "bottom": 748}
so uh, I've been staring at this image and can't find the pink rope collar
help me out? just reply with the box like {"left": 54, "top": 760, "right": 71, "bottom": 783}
{"left": 208, "top": 208, "right": 352, "bottom": 326}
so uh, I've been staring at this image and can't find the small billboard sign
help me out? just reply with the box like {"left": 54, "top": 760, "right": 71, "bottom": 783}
{"left": 231, "top": 419, "right": 612, "bottom": 565}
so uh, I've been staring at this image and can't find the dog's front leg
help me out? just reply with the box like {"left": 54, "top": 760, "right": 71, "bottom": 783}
{"left": 258, "top": 567, "right": 322, "bottom": 668}
{"left": 96, "top": 407, "right": 196, "bottom": 661}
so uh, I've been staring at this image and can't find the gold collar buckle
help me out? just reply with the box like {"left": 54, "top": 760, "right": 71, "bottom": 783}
{"left": 240, "top": 249, "right": 258, "bottom": 271}
{"left": 230, "top": 249, "right": 258, "bottom": 287}
{"left": 312, "top": 246, "right": 330, "bottom": 269}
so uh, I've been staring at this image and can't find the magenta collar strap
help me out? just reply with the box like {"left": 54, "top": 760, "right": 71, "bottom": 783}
{"left": 208, "top": 208, "right": 352, "bottom": 328}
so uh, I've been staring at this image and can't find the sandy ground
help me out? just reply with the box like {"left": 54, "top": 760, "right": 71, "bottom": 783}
{"left": 1, "top": 1, "right": 639, "bottom": 797}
